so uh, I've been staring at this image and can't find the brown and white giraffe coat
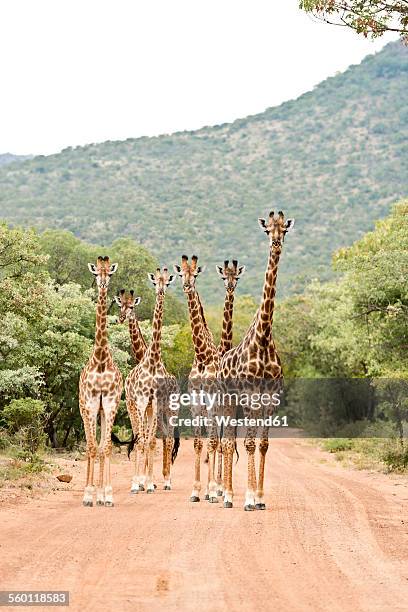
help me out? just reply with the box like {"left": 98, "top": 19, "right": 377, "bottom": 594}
{"left": 79, "top": 256, "right": 123, "bottom": 507}
{"left": 174, "top": 255, "right": 222, "bottom": 503}
{"left": 124, "top": 269, "right": 178, "bottom": 494}
{"left": 115, "top": 288, "right": 179, "bottom": 492}
{"left": 219, "top": 211, "right": 294, "bottom": 510}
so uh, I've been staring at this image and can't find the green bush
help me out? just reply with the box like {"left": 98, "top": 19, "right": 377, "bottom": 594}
{"left": 382, "top": 443, "right": 408, "bottom": 471}
{"left": 322, "top": 438, "right": 354, "bottom": 453}
{"left": 3, "top": 398, "right": 46, "bottom": 457}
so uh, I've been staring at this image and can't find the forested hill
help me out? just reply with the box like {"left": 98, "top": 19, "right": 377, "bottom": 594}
{"left": 0, "top": 153, "right": 32, "bottom": 167}
{"left": 0, "top": 41, "right": 407, "bottom": 302}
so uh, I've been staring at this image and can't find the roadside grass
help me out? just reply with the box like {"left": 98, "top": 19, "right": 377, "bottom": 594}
{"left": 319, "top": 437, "right": 408, "bottom": 473}
{"left": 0, "top": 430, "right": 52, "bottom": 490}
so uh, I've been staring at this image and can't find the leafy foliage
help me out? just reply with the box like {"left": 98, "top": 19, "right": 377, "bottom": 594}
{"left": 0, "top": 222, "right": 187, "bottom": 449}
{"left": 300, "top": 1, "right": 408, "bottom": 41}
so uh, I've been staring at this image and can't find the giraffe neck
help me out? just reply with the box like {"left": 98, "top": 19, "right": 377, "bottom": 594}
{"left": 147, "top": 291, "right": 164, "bottom": 362}
{"left": 187, "top": 290, "right": 213, "bottom": 364}
{"left": 218, "top": 290, "right": 235, "bottom": 357}
{"left": 254, "top": 246, "right": 281, "bottom": 344}
{"left": 128, "top": 314, "right": 147, "bottom": 364}
{"left": 92, "top": 287, "right": 110, "bottom": 362}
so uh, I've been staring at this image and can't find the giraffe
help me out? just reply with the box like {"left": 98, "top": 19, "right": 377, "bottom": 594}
{"left": 216, "top": 259, "right": 246, "bottom": 359}
{"left": 219, "top": 211, "right": 294, "bottom": 510}
{"left": 124, "top": 268, "right": 178, "bottom": 494}
{"left": 115, "top": 288, "right": 179, "bottom": 491}
{"left": 114, "top": 289, "right": 145, "bottom": 362}
{"left": 173, "top": 255, "right": 220, "bottom": 503}
{"left": 214, "top": 259, "right": 246, "bottom": 496}
{"left": 79, "top": 256, "right": 123, "bottom": 507}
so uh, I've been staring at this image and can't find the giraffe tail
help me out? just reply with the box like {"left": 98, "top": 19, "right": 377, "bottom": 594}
{"left": 111, "top": 432, "right": 133, "bottom": 447}
{"left": 234, "top": 439, "right": 240, "bottom": 464}
{"left": 171, "top": 427, "right": 180, "bottom": 464}
{"left": 126, "top": 432, "right": 138, "bottom": 459}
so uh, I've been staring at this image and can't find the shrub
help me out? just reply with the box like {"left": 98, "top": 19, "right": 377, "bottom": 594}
{"left": 3, "top": 398, "right": 46, "bottom": 457}
{"left": 382, "top": 443, "right": 408, "bottom": 471}
{"left": 322, "top": 438, "right": 354, "bottom": 453}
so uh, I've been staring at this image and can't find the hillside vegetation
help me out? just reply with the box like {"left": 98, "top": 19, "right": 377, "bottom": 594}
{"left": 0, "top": 42, "right": 407, "bottom": 301}
{"left": 0, "top": 153, "right": 32, "bottom": 167}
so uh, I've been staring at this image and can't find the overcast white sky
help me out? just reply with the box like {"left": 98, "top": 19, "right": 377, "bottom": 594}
{"left": 1, "top": 0, "right": 396, "bottom": 155}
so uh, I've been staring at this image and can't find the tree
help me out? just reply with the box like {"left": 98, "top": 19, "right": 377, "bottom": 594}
{"left": 300, "top": 1, "right": 408, "bottom": 41}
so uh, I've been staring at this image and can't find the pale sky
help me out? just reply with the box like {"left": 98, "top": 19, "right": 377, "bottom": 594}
{"left": 1, "top": 0, "right": 396, "bottom": 155}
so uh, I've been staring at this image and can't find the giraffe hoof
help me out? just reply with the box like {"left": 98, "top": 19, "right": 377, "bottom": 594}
{"left": 164, "top": 485, "right": 171, "bottom": 491}
{"left": 130, "top": 489, "right": 139, "bottom": 494}
{"left": 217, "top": 490, "right": 223, "bottom": 496}
{"left": 204, "top": 494, "right": 210, "bottom": 500}
{"left": 244, "top": 504, "right": 255, "bottom": 511}
{"left": 190, "top": 496, "right": 200, "bottom": 502}
{"left": 104, "top": 501, "right": 114, "bottom": 507}
{"left": 146, "top": 489, "right": 155, "bottom": 494}
{"left": 223, "top": 501, "right": 233, "bottom": 509}
{"left": 82, "top": 500, "right": 93, "bottom": 507}
{"left": 154, "top": 484, "right": 157, "bottom": 489}
{"left": 96, "top": 500, "right": 104, "bottom": 506}
{"left": 209, "top": 496, "right": 218, "bottom": 503}
{"left": 255, "top": 503, "right": 266, "bottom": 510}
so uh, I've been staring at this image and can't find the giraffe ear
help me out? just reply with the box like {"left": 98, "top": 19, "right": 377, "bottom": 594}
{"left": 109, "top": 263, "right": 119, "bottom": 275}
{"left": 133, "top": 296, "right": 141, "bottom": 306}
{"left": 237, "top": 265, "right": 246, "bottom": 276}
{"left": 173, "top": 264, "right": 182, "bottom": 276}
{"left": 216, "top": 265, "right": 224, "bottom": 277}
{"left": 88, "top": 263, "right": 98, "bottom": 275}
{"left": 148, "top": 273, "right": 157, "bottom": 285}
{"left": 285, "top": 219, "right": 295, "bottom": 232}
{"left": 166, "top": 274, "right": 176, "bottom": 286}
{"left": 258, "top": 218, "right": 267, "bottom": 231}
{"left": 195, "top": 265, "right": 205, "bottom": 275}
{"left": 113, "top": 295, "right": 122, "bottom": 306}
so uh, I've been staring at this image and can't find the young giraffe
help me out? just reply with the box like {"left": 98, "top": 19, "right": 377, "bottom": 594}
{"left": 125, "top": 269, "right": 177, "bottom": 494}
{"left": 219, "top": 211, "right": 294, "bottom": 511}
{"left": 79, "top": 256, "right": 123, "bottom": 507}
{"left": 115, "top": 289, "right": 178, "bottom": 491}
{"left": 214, "top": 259, "right": 246, "bottom": 496}
{"left": 174, "top": 255, "right": 220, "bottom": 503}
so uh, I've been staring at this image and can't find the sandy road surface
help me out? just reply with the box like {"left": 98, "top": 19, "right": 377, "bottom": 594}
{"left": 1, "top": 439, "right": 408, "bottom": 612}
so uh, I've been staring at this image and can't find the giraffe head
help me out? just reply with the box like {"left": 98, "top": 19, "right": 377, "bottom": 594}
{"left": 87, "top": 255, "right": 118, "bottom": 289}
{"left": 114, "top": 289, "right": 141, "bottom": 323}
{"left": 173, "top": 255, "right": 205, "bottom": 294}
{"left": 216, "top": 259, "right": 246, "bottom": 294}
{"left": 258, "top": 211, "right": 294, "bottom": 253}
{"left": 148, "top": 267, "right": 175, "bottom": 296}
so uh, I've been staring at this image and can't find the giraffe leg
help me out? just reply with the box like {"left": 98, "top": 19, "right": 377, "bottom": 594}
{"left": 81, "top": 405, "right": 98, "bottom": 507}
{"left": 256, "top": 437, "right": 269, "bottom": 510}
{"left": 162, "top": 437, "right": 172, "bottom": 490}
{"left": 206, "top": 430, "right": 218, "bottom": 503}
{"left": 146, "top": 402, "right": 158, "bottom": 494}
{"left": 244, "top": 429, "right": 257, "bottom": 511}
{"left": 100, "top": 396, "right": 119, "bottom": 507}
{"left": 190, "top": 430, "right": 203, "bottom": 502}
{"left": 96, "top": 410, "right": 106, "bottom": 506}
{"left": 216, "top": 445, "right": 224, "bottom": 496}
{"left": 222, "top": 437, "right": 234, "bottom": 508}
{"left": 136, "top": 419, "right": 147, "bottom": 493}
{"left": 127, "top": 400, "right": 141, "bottom": 493}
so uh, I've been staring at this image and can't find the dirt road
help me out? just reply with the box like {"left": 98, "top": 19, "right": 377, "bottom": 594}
{"left": 1, "top": 439, "right": 408, "bottom": 611}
